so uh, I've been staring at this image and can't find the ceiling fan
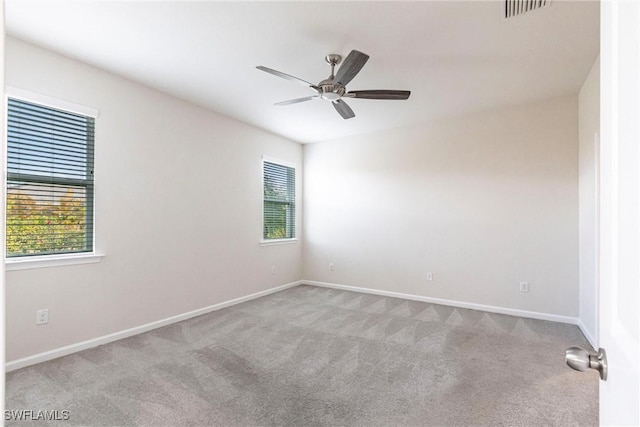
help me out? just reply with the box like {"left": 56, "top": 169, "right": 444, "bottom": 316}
{"left": 256, "top": 50, "right": 411, "bottom": 120}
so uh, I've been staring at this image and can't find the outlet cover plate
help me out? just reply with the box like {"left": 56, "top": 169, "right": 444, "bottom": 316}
{"left": 36, "top": 309, "right": 49, "bottom": 325}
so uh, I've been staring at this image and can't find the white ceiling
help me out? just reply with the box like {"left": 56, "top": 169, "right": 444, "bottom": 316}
{"left": 6, "top": 1, "right": 599, "bottom": 144}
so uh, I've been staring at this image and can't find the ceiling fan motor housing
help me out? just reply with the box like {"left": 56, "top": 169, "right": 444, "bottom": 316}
{"left": 318, "top": 81, "right": 346, "bottom": 100}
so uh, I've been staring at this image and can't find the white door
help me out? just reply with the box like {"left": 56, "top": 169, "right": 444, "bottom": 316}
{"left": 598, "top": 0, "right": 640, "bottom": 424}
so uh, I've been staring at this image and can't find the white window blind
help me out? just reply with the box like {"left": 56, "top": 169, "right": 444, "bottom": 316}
{"left": 263, "top": 160, "right": 295, "bottom": 240}
{"left": 6, "top": 97, "right": 95, "bottom": 257}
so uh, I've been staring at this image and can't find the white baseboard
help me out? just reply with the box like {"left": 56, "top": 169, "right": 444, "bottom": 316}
{"left": 303, "top": 280, "right": 580, "bottom": 325}
{"left": 577, "top": 318, "right": 598, "bottom": 349}
{"left": 6, "top": 280, "right": 302, "bottom": 372}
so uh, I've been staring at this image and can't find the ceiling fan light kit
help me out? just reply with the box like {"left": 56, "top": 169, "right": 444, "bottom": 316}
{"left": 257, "top": 49, "right": 411, "bottom": 119}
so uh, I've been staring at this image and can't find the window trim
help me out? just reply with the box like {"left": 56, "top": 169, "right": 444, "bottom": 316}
{"left": 6, "top": 253, "right": 105, "bottom": 271}
{"left": 261, "top": 156, "right": 297, "bottom": 244}
{"left": 5, "top": 88, "right": 101, "bottom": 265}
{"left": 6, "top": 87, "right": 99, "bottom": 119}
{"left": 259, "top": 238, "right": 298, "bottom": 246}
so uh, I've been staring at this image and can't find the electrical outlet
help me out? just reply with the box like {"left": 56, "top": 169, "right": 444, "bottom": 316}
{"left": 36, "top": 309, "right": 49, "bottom": 325}
{"left": 271, "top": 266, "right": 276, "bottom": 275}
{"left": 426, "top": 272, "right": 433, "bottom": 281}
{"left": 519, "top": 282, "right": 529, "bottom": 293}
{"left": 329, "top": 262, "right": 335, "bottom": 272}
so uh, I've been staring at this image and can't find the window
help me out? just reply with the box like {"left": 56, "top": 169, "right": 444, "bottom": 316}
{"left": 263, "top": 159, "right": 295, "bottom": 240}
{"left": 6, "top": 97, "right": 95, "bottom": 257}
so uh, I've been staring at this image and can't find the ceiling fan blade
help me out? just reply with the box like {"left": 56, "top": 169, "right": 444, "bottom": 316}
{"left": 274, "top": 95, "right": 319, "bottom": 106}
{"left": 256, "top": 66, "right": 319, "bottom": 91}
{"left": 346, "top": 90, "right": 411, "bottom": 100}
{"left": 332, "top": 99, "right": 355, "bottom": 119}
{"left": 334, "top": 50, "right": 370, "bottom": 88}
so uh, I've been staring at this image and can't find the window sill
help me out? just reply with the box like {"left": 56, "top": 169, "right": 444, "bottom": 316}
{"left": 6, "top": 253, "right": 105, "bottom": 271}
{"left": 260, "top": 238, "right": 298, "bottom": 246}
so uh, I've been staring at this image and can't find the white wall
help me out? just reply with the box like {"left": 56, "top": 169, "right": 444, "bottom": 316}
{"left": 578, "top": 56, "right": 600, "bottom": 345}
{"left": 5, "top": 37, "right": 303, "bottom": 362}
{"left": 303, "top": 96, "right": 579, "bottom": 317}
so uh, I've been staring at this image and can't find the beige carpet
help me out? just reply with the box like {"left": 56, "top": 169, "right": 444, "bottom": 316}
{"left": 6, "top": 285, "right": 598, "bottom": 426}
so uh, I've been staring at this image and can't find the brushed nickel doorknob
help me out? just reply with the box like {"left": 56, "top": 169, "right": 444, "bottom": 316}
{"left": 565, "top": 347, "right": 608, "bottom": 380}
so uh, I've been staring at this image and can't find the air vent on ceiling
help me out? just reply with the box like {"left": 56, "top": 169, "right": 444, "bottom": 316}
{"left": 505, "top": 0, "right": 549, "bottom": 18}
